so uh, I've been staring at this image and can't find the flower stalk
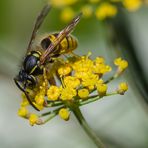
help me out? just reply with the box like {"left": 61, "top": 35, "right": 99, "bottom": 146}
{"left": 71, "top": 105, "right": 105, "bottom": 148}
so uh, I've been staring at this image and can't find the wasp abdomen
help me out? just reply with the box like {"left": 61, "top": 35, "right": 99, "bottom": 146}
{"left": 41, "top": 33, "right": 77, "bottom": 54}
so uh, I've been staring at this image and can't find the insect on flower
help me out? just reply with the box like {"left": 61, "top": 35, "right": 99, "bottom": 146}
{"left": 14, "top": 4, "right": 82, "bottom": 111}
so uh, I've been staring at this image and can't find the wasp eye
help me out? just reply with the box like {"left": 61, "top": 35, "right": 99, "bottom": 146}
{"left": 41, "top": 38, "right": 51, "bottom": 49}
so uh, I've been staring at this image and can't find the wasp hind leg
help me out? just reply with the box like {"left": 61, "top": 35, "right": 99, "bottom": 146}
{"left": 42, "top": 67, "right": 57, "bottom": 107}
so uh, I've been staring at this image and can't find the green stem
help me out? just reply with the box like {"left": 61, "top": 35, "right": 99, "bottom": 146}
{"left": 71, "top": 106, "right": 105, "bottom": 148}
{"left": 39, "top": 107, "right": 64, "bottom": 124}
{"left": 79, "top": 92, "right": 117, "bottom": 106}
{"left": 104, "top": 73, "right": 118, "bottom": 84}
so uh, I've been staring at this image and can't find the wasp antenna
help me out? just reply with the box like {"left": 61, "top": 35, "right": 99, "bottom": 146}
{"left": 72, "top": 12, "right": 83, "bottom": 27}
{"left": 76, "top": 12, "right": 83, "bottom": 21}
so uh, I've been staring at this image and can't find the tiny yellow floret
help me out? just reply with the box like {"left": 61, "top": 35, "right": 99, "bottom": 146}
{"left": 95, "top": 3, "right": 117, "bottom": 20}
{"left": 123, "top": 0, "right": 142, "bottom": 11}
{"left": 81, "top": 73, "right": 98, "bottom": 88}
{"left": 60, "top": 87, "right": 77, "bottom": 100}
{"left": 59, "top": 108, "right": 70, "bottom": 121}
{"left": 81, "top": 5, "right": 93, "bottom": 18}
{"left": 118, "top": 82, "right": 128, "bottom": 95}
{"left": 21, "top": 94, "right": 29, "bottom": 107}
{"left": 50, "top": 0, "right": 78, "bottom": 7}
{"left": 58, "top": 64, "right": 72, "bottom": 76}
{"left": 64, "top": 76, "right": 80, "bottom": 88}
{"left": 114, "top": 57, "right": 128, "bottom": 72}
{"left": 47, "top": 86, "right": 60, "bottom": 101}
{"left": 35, "top": 94, "right": 44, "bottom": 106}
{"left": 60, "top": 7, "right": 75, "bottom": 22}
{"left": 72, "top": 56, "right": 93, "bottom": 73}
{"left": 78, "top": 89, "right": 89, "bottom": 99}
{"left": 18, "top": 107, "right": 28, "bottom": 117}
{"left": 97, "top": 83, "right": 108, "bottom": 96}
{"left": 29, "top": 114, "right": 39, "bottom": 126}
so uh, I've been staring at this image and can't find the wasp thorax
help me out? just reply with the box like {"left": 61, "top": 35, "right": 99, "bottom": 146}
{"left": 23, "top": 51, "right": 43, "bottom": 75}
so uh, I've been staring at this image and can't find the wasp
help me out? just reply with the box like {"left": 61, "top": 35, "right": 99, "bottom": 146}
{"left": 14, "top": 4, "right": 82, "bottom": 111}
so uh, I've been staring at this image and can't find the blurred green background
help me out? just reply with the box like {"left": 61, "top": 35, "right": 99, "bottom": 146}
{"left": 0, "top": 0, "right": 148, "bottom": 148}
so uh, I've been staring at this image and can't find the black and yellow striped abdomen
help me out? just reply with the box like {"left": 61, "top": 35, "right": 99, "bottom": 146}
{"left": 41, "top": 33, "right": 78, "bottom": 55}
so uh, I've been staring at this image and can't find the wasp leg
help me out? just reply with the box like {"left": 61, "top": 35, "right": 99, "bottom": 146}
{"left": 14, "top": 78, "right": 40, "bottom": 111}
{"left": 48, "top": 75, "right": 56, "bottom": 85}
{"left": 43, "top": 67, "right": 50, "bottom": 107}
{"left": 43, "top": 67, "right": 49, "bottom": 91}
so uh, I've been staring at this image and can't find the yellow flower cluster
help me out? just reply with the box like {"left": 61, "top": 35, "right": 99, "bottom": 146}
{"left": 49, "top": 0, "right": 144, "bottom": 21}
{"left": 123, "top": 0, "right": 142, "bottom": 11}
{"left": 18, "top": 53, "right": 128, "bottom": 125}
{"left": 95, "top": 3, "right": 117, "bottom": 20}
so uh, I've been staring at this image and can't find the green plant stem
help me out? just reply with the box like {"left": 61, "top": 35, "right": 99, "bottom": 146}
{"left": 79, "top": 92, "right": 117, "bottom": 106}
{"left": 71, "top": 106, "right": 105, "bottom": 148}
{"left": 104, "top": 73, "right": 119, "bottom": 84}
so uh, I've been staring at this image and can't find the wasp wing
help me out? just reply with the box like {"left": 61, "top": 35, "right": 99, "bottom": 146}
{"left": 40, "top": 12, "right": 82, "bottom": 64}
{"left": 27, "top": 4, "right": 51, "bottom": 51}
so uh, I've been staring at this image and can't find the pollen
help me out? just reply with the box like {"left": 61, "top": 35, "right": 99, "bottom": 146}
{"left": 117, "top": 82, "right": 128, "bottom": 95}
{"left": 47, "top": 85, "right": 61, "bottom": 101}
{"left": 29, "top": 114, "right": 39, "bottom": 126}
{"left": 78, "top": 89, "right": 89, "bottom": 99}
{"left": 59, "top": 108, "right": 70, "bottom": 121}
